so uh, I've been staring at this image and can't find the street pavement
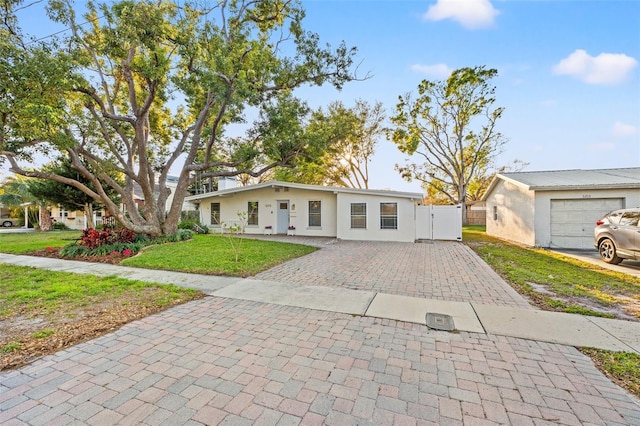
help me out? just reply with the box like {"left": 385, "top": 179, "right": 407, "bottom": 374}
{"left": 1, "top": 239, "right": 640, "bottom": 425}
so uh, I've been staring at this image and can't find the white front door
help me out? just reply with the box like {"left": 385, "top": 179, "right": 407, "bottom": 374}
{"left": 277, "top": 200, "right": 290, "bottom": 234}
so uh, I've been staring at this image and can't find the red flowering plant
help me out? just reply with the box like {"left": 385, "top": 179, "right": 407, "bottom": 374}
{"left": 79, "top": 228, "right": 115, "bottom": 250}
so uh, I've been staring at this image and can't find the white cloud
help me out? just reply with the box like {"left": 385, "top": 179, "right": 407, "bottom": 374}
{"left": 553, "top": 49, "right": 638, "bottom": 85}
{"left": 588, "top": 141, "right": 615, "bottom": 152}
{"left": 423, "top": 0, "right": 499, "bottom": 29}
{"left": 612, "top": 121, "right": 637, "bottom": 137}
{"left": 410, "top": 63, "right": 452, "bottom": 78}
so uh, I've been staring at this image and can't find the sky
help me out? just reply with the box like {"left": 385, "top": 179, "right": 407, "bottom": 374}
{"left": 3, "top": 0, "right": 639, "bottom": 194}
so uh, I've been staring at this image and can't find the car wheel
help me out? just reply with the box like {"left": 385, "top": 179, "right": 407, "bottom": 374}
{"left": 598, "top": 238, "right": 623, "bottom": 265}
{"left": 2, "top": 220, "right": 12, "bottom": 227}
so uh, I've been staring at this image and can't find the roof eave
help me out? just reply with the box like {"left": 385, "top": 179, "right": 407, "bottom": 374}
{"left": 185, "top": 180, "right": 424, "bottom": 201}
{"left": 530, "top": 183, "right": 640, "bottom": 191}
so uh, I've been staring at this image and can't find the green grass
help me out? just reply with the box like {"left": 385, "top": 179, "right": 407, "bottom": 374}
{"left": 0, "top": 263, "right": 200, "bottom": 320}
{"left": 0, "top": 231, "right": 81, "bottom": 254}
{"left": 122, "top": 234, "right": 318, "bottom": 277}
{"left": 463, "top": 226, "right": 640, "bottom": 318}
{"left": 33, "top": 329, "right": 55, "bottom": 339}
{"left": 580, "top": 348, "right": 640, "bottom": 398}
{"left": 1, "top": 342, "right": 21, "bottom": 353}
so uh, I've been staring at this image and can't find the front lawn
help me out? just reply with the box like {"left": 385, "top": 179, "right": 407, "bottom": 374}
{"left": 463, "top": 226, "right": 640, "bottom": 319}
{"left": 0, "top": 230, "right": 80, "bottom": 254}
{"left": 122, "top": 234, "right": 318, "bottom": 277}
{"left": 0, "top": 263, "right": 202, "bottom": 370}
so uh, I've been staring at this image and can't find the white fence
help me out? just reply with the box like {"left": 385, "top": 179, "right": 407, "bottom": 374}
{"left": 415, "top": 205, "right": 462, "bottom": 241}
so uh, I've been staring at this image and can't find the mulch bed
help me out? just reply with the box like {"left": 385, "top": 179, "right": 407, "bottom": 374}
{"left": 28, "top": 248, "right": 130, "bottom": 264}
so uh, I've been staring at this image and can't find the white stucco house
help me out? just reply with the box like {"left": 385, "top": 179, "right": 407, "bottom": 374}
{"left": 184, "top": 180, "right": 435, "bottom": 243}
{"left": 482, "top": 167, "right": 640, "bottom": 249}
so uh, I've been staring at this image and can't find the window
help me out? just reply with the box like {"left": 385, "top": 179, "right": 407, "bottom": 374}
{"left": 210, "top": 202, "right": 221, "bottom": 225}
{"left": 248, "top": 202, "right": 259, "bottom": 226}
{"left": 607, "top": 210, "right": 623, "bottom": 224}
{"left": 380, "top": 203, "right": 398, "bottom": 230}
{"left": 309, "top": 201, "right": 322, "bottom": 227}
{"left": 493, "top": 206, "right": 498, "bottom": 221}
{"left": 620, "top": 211, "right": 640, "bottom": 227}
{"left": 350, "top": 203, "right": 367, "bottom": 229}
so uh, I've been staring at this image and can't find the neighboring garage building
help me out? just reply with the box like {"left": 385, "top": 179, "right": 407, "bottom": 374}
{"left": 482, "top": 168, "right": 640, "bottom": 249}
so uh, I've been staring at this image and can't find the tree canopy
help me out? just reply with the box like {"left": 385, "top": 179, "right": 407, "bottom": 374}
{"left": 0, "top": 0, "right": 361, "bottom": 235}
{"left": 275, "top": 100, "right": 385, "bottom": 188}
{"left": 389, "top": 66, "right": 507, "bottom": 223}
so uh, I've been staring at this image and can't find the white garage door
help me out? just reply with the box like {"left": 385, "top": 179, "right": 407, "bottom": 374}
{"left": 550, "top": 198, "right": 623, "bottom": 249}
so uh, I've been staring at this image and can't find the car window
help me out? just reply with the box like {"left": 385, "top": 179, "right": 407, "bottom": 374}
{"left": 620, "top": 211, "right": 640, "bottom": 227}
{"left": 607, "top": 211, "right": 624, "bottom": 224}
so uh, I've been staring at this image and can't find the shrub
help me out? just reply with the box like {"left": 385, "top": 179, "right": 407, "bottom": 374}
{"left": 151, "top": 229, "right": 194, "bottom": 245}
{"left": 52, "top": 222, "right": 69, "bottom": 230}
{"left": 59, "top": 228, "right": 192, "bottom": 259}
{"left": 133, "top": 233, "right": 150, "bottom": 244}
{"left": 117, "top": 229, "right": 136, "bottom": 243}
{"left": 177, "top": 229, "right": 195, "bottom": 240}
{"left": 60, "top": 244, "right": 91, "bottom": 258}
{"left": 80, "top": 228, "right": 114, "bottom": 250}
{"left": 178, "top": 219, "right": 197, "bottom": 230}
{"left": 78, "top": 228, "right": 142, "bottom": 250}
{"left": 179, "top": 219, "right": 209, "bottom": 234}
{"left": 181, "top": 210, "right": 199, "bottom": 221}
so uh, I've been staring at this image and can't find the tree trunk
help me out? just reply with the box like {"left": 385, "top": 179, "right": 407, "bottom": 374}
{"left": 84, "top": 203, "right": 95, "bottom": 229}
{"left": 39, "top": 208, "right": 53, "bottom": 231}
{"left": 461, "top": 203, "right": 468, "bottom": 226}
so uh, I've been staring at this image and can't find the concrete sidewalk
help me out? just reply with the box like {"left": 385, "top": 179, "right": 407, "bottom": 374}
{"left": 2, "top": 253, "right": 639, "bottom": 354}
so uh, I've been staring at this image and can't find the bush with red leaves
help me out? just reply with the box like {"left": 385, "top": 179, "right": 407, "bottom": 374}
{"left": 79, "top": 228, "right": 139, "bottom": 250}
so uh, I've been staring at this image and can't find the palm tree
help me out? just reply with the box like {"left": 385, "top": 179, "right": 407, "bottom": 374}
{"left": 0, "top": 176, "right": 52, "bottom": 230}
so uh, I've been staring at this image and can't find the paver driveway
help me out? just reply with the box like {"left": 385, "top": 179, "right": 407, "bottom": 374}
{"left": 255, "top": 239, "right": 531, "bottom": 308}
{"left": 1, "top": 239, "right": 639, "bottom": 425}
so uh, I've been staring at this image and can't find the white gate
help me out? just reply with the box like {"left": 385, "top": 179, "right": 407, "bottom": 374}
{"left": 415, "top": 205, "right": 462, "bottom": 241}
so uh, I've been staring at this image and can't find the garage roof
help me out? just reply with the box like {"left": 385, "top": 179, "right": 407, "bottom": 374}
{"left": 483, "top": 167, "right": 640, "bottom": 198}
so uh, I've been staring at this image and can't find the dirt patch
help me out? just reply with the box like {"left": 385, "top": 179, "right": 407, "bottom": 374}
{"left": 526, "top": 281, "right": 640, "bottom": 321}
{"left": 0, "top": 289, "right": 204, "bottom": 371}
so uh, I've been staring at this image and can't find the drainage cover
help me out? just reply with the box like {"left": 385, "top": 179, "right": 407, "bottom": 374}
{"left": 425, "top": 313, "right": 455, "bottom": 331}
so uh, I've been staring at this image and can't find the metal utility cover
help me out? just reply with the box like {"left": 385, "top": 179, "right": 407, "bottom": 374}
{"left": 425, "top": 313, "right": 455, "bottom": 331}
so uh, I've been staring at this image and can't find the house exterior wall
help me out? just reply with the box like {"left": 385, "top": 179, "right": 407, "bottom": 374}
{"left": 50, "top": 206, "right": 87, "bottom": 230}
{"left": 336, "top": 193, "right": 417, "bottom": 242}
{"left": 197, "top": 186, "right": 338, "bottom": 237}
{"left": 533, "top": 188, "right": 640, "bottom": 247}
{"left": 485, "top": 179, "right": 536, "bottom": 246}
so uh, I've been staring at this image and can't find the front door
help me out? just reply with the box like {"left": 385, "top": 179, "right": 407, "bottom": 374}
{"left": 277, "top": 200, "right": 290, "bottom": 234}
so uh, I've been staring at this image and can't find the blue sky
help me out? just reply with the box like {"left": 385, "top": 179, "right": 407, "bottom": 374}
{"left": 295, "top": 0, "right": 640, "bottom": 192}
{"left": 4, "top": 0, "right": 639, "bottom": 193}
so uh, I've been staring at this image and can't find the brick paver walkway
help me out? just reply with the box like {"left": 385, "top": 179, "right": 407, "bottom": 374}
{"left": 2, "top": 298, "right": 639, "bottom": 425}
{"left": 2, "top": 239, "right": 639, "bottom": 424}
{"left": 255, "top": 239, "right": 531, "bottom": 308}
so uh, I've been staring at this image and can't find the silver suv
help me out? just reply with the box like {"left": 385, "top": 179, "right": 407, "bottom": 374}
{"left": 594, "top": 207, "right": 640, "bottom": 264}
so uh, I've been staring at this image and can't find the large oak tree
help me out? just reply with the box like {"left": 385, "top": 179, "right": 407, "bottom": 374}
{"left": 0, "top": 0, "right": 360, "bottom": 236}
{"left": 389, "top": 66, "right": 507, "bottom": 224}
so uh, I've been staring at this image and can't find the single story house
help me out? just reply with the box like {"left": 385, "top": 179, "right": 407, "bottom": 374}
{"left": 184, "top": 180, "right": 428, "bottom": 243}
{"left": 482, "top": 167, "right": 640, "bottom": 249}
